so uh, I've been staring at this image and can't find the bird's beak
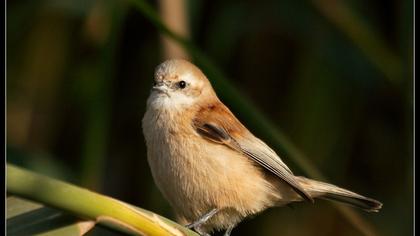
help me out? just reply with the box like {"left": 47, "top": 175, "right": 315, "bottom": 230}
{"left": 152, "top": 82, "right": 170, "bottom": 97}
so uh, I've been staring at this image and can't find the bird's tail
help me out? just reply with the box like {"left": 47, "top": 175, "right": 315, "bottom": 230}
{"left": 295, "top": 176, "right": 382, "bottom": 212}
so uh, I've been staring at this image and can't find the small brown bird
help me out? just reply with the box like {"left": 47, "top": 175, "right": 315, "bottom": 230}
{"left": 142, "top": 59, "right": 382, "bottom": 236}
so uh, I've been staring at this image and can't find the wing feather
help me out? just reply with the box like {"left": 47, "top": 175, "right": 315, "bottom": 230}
{"left": 192, "top": 102, "right": 313, "bottom": 202}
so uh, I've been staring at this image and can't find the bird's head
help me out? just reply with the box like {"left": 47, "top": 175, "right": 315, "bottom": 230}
{"left": 148, "top": 59, "right": 216, "bottom": 109}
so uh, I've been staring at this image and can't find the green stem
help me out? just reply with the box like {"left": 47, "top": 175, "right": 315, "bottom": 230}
{"left": 7, "top": 163, "right": 198, "bottom": 236}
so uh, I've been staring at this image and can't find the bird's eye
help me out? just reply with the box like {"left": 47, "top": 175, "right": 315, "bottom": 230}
{"left": 178, "top": 81, "right": 187, "bottom": 89}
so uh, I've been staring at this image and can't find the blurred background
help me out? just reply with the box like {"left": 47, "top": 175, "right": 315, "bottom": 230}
{"left": 6, "top": 0, "right": 413, "bottom": 235}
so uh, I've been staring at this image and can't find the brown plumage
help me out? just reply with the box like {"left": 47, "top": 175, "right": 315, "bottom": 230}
{"left": 142, "top": 59, "right": 382, "bottom": 236}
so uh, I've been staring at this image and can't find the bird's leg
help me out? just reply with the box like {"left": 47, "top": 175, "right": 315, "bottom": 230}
{"left": 192, "top": 226, "right": 211, "bottom": 236}
{"left": 185, "top": 208, "right": 219, "bottom": 232}
{"left": 224, "top": 226, "right": 234, "bottom": 236}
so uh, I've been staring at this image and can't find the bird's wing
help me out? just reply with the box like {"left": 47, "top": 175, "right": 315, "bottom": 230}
{"left": 192, "top": 102, "right": 313, "bottom": 202}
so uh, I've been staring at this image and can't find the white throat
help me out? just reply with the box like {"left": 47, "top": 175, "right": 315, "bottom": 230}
{"left": 146, "top": 90, "right": 195, "bottom": 112}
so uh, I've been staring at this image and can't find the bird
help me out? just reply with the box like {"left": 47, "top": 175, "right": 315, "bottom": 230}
{"left": 142, "top": 59, "right": 382, "bottom": 236}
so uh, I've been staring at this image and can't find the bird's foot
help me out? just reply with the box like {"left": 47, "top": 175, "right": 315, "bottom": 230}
{"left": 192, "top": 226, "right": 211, "bottom": 236}
{"left": 185, "top": 208, "right": 219, "bottom": 236}
{"left": 224, "top": 226, "right": 234, "bottom": 236}
{"left": 185, "top": 208, "right": 219, "bottom": 229}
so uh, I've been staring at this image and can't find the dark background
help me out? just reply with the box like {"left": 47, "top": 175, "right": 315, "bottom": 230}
{"left": 6, "top": 0, "right": 413, "bottom": 235}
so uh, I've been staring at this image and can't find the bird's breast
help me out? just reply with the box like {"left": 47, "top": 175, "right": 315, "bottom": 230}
{"left": 142, "top": 106, "right": 282, "bottom": 227}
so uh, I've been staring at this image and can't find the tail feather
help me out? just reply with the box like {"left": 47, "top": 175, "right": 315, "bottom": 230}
{"left": 296, "top": 176, "right": 382, "bottom": 212}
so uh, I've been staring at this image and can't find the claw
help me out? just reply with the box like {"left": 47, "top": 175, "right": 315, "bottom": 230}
{"left": 185, "top": 208, "right": 219, "bottom": 229}
{"left": 224, "top": 226, "right": 234, "bottom": 236}
{"left": 185, "top": 208, "right": 219, "bottom": 235}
